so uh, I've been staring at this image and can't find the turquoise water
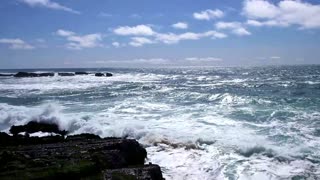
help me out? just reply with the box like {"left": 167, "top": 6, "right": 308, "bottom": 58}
{"left": 0, "top": 65, "right": 320, "bottom": 179}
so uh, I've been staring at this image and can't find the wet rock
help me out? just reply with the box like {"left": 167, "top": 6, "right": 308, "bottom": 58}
{"left": 10, "top": 121, "right": 68, "bottom": 136}
{"left": 95, "top": 73, "right": 105, "bottom": 77}
{"left": 0, "top": 74, "right": 13, "bottom": 77}
{"left": 75, "top": 72, "right": 89, "bottom": 75}
{"left": 38, "top": 73, "right": 54, "bottom": 77}
{"left": 104, "top": 165, "right": 164, "bottom": 180}
{"left": 58, "top": 72, "right": 75, "bottom": 76}
{"left": 0, "top": 123, "right": 164, "bottom": 180}
{"left": 14, "top": 72, "right": 38, "bottom": 77}
{"left": 106, "top": 73, "right": 113, "bottom": 77}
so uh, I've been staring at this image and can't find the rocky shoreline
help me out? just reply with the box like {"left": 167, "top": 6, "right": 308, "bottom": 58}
{"left": 0, "top": 122, "right": 164, "bottom": 180}
{"left": 0, "top": 71, "right": 113, "bottom": 77}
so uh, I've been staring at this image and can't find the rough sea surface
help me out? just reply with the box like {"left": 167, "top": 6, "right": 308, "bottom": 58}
{"left": 0, "top": 65, "right": 320, "bottom": 180}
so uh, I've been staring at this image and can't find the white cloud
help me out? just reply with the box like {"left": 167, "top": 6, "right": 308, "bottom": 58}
{"left": 193, "top": 9, "right": 224, "bottom": 20}
{"left": 172, "top": 22, "right": 188, "bottom": 29}
{"left": 243, "top": 0, "right": 279, "bottom": 19}
{"left": 243, "top": 0, "right": 320, "bottom": 29}
{"left": 112, "top": 42, "right": 120, "bottom": 48}
{"left": 20, "top": 0, "right": 80, "bottom": 14}
{"left": 216, "top": 21, "right": 242, "bottom": 29}
{"left": 113, "top": 24, "right": 227, "bottom": 45}
{"left": 113, "top": 25, "right": 155, "bottom": 36}
{"left": 56, "top": 29, "right": 75, "bottom": 37}
{"left": 232, "top": 27, "right": 251, "bottom": 36}
{"left": 0, "top": 38, "right": 34, "bottom": 50}
{"left": 129, "top": 37, "right": 155, "bottom": 47}
{"left": 155, "top": 31, "right": 227, "bottom": 44}
{"left": 215, "top": 21, "right": 251, "bottom": 36}
{"left": 56, "top": 29, "right": 103, "bottom": 50}
{"left": 246, "top": 19, "right": 289, "bottom": 27}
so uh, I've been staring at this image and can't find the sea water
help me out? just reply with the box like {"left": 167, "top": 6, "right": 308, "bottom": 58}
{"left": 0, "top": 65, "right": 320, "bottom": 179}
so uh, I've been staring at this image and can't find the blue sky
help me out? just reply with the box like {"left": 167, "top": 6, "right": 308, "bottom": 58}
{"left": 0, "top": 0, "right": 320, "bottom": 68}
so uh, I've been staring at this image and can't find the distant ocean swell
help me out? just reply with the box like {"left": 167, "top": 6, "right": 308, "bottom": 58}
{"left": 0, "top": 66, "right": 320, "bottom": 179}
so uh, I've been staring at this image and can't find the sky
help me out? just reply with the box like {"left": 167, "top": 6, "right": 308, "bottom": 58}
{"left": 0, "top": 0, "right": 320, "bottom": 68}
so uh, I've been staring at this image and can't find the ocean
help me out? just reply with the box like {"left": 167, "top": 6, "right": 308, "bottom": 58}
{"left": 0, "top": 65, "right": 320, "bottom": 179}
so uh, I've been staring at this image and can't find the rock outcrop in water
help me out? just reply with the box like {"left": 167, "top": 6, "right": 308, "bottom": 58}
{"left": 9, "top": 121, "right": 68, "bottom": 136}
{"left": 14, "top": 72, "right": 54, "bottom": 77}
{"left": 0, "top": 74, "right": 14, "bottom": 77}
{"left": 58, "top": 72, "right": 75, "bottom": 76}
{"left": 9, "top": 72, "right": 113, "bottom": 78}
{"left": 95, "top": 73, "right": 113, "bottom": 77}
{"left": 0, "top": 122, "right": 163, "bottom": 180}
{"left": 75, "top": 72, "right": 89, "bottom": 75}
{"left": 95, "top": 72, "right": 105, "bottom": 77}
{"left": 38, "top": 73, "right": 54, "bottom": 77}
{"left": 14, "top": 72, "right": 39, "bottom": 77}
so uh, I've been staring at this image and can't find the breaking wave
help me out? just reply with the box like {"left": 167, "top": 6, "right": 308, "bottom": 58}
{"left": 1, "top": 66, "right": 320, "bottom": 179}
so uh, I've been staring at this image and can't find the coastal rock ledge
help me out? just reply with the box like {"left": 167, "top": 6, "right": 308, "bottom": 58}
{"left": 0, "top": 122, "right": 164, "bottom": 180}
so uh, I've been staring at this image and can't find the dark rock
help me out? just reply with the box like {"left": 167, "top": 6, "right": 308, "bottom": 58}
{"left": 0, "top": 123, "right": 164, "bottom": 180}
{"left": 0, "top": 133, "right": 64, "bottom": 146}
{"left": 14, "top": 72, "right": 39, "bottom": 77}
{"left": 95, "top": 73, "right": 105, "bottom": 77}
{"left": 38, "top": 73, "right": 54, "bottom": 77}
{"left": 75, "top": 72, "right": 89, "bottom": 75}
{"left": 58, "top": 72, "right": 75, "bottom": 76}
{"left": 106, "top": 73, "right": 113, "bottom": 77}
{"left": 9, "top": 121, "right": 68, "bottom": 136}
{"left": 104, "top": 165, "right": 164, "bottom": 180}
{"left": 66, "top": 133, "right": 101, "bottom": 141}
{"left": 0, "top": 74, "right": 13, "bottom": 77}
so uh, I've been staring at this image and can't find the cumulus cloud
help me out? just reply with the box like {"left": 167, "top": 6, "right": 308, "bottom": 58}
{"left": 20, "top": 0, "right": 80, "bottom": 14}
{"left": 56, "top": 29, "right": 75, "bottom": 37}
{"left": 155, "top": 31, "right": 227, "bottom": 44}
{"left": 113, "top": 25, "right": 155, "bottom": 36}
{"left": 129, "top": 37, "right": 155, "bottom": 47}
{"left": 0, "top": 38, "right": 35, "bottom": 50}
{"left": 243, "top": 0, "right": 320, "bottom": 29}
{"left": 193, "top": 9, "right": 224, "bottom": 20}
{"left": 113, "top": 24, "right": 227, "bottom": 46}
{"left": 172, "top": 22, "right": 188, "bottom": 29}
{"left": 112, "top": 42, "right": 120, "bottom": 48}
{"left": 215, "top": 21, "right": 251, "bottom": 36}
{"left": 56, "top": 29, "right": 103, "bottom": 50}
{"left": 246, "top": 19, "right": 288, "bottom": 27}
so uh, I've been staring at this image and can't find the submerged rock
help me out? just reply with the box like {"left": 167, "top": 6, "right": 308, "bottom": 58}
{"left": 9, "top": 121, "right": 67, "bottom": 136}
{"left": 38, "top": 73, "right": 54, "bottom": 77}
{"left": 95, "top": 73, "right": 113, "bottom": 77}
{"left": 58, "top": 72, "right": 75, "bottom": 76}
{"left": 75, "top": 72, "right": 89, "bottom": 75}
{"left": 0, "top": 122, "right": 164, "bottom": 180}
{"left": 14, "top": 72, "right": 38, "bottom": 77}
{"left": 13, "top": 72, "right": 54, "bottom": 77}
{"left": 104, "top": 165, "right": 163, "bottom": 180}
{"left": 95, "top": 73, "right": 105, "bottom": 77}
{"left": 0, "top": 74, "right": 13, "bottom": 77}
